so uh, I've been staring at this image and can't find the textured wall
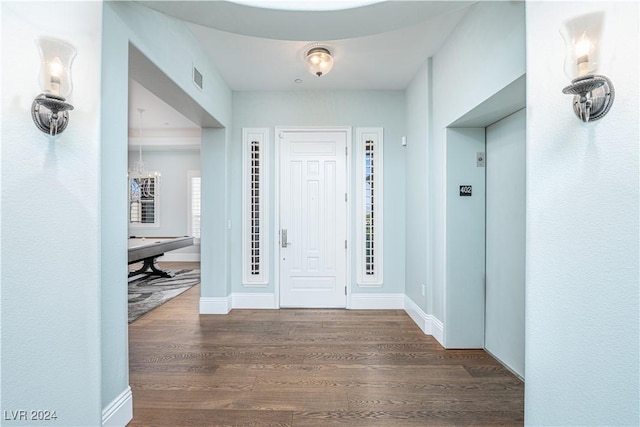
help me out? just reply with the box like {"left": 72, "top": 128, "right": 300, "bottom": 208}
{"left": 404, "top": 60, "right": 431, "bottom": 313}
{"left": 431, "top": 0, "right": 525, "bottom": 331}
{"left": 1, "top": 2, "right": 103, "bottom": 425}
{"left": 525, "top": 2, "right": 639, "bottom": 425}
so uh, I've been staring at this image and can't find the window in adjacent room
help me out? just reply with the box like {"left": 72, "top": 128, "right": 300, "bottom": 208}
{"left": 188, "top": 170, "right": 201, "bottom": 243}
{"left": 129, "top": 175, "right": 160, "bottom": 227}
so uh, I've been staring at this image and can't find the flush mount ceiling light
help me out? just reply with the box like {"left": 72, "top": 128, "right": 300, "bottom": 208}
{"left": 306, "top": 46, "right": 333, "bottom": 77}
{"left": 560, "top": 11, "right": 614, "bottom": 122}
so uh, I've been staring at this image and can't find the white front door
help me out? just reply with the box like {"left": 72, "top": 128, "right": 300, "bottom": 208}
{"left": 279, "top": 129, "right": 348, "bottom": 308}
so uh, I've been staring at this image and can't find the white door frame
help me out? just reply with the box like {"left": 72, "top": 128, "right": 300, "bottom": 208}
{"left": 274, "top": 126, "right": 352, "bottom": 308}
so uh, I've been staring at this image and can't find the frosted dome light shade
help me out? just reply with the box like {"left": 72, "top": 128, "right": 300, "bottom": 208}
{"left": 306, "top": 47, "right": 333, "bottom": 77}
{"left": 36, "top": 37, "right": 76, "bottom": 97}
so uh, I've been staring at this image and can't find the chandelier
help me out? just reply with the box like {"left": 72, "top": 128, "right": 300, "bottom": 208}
{"left": 128, "top": 108, "right": 161, "bottom": 187}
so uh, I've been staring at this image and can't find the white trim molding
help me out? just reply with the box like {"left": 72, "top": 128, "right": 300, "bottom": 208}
{"left": 200, "top": 296, "right": 231, "bottom": 314}
{"left": 242, "top": 128, "right": 270, "bottom": 287}
{"left": 350, "top": 293, "right": 404, "bottom": 309}
{"left": 102, "top": 386, "right": 132, "bottom": 427}
{"left": 128, "top": 134, "right": 201, "bottom": 150}
{"left": 200, "top": 294, "right": 277, "bottom": 311}
{"left": 355, "top": 127, "right": 384, "bottom": 287}
{"left": 200, "top": 292, "right": 445, "bottom": 347}
{"left": 231, "top": 292, "right": 277, "bottom": 309}
{"left": 431, "top": 316, "right": 444, "bottom": 345}
{"left": 404, "top": 296, "right": 444, "bottom": 346}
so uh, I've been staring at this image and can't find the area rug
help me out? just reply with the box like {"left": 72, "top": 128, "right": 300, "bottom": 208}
{"left": 128, "top": 269, "right": 200, "bottom": 323}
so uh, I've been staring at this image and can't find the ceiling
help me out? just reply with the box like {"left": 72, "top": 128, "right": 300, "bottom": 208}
{"left": 128, "top": 79, "right": 201, "bottom": 131}
{"left": 129, "top": 0, "right": 475, "bottom": 130}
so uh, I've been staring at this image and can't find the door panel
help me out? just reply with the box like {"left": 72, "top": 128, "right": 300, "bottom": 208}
{"left": 485, "top": 109, "right": 526, "bottom": 378}
{"left": 280, "top": 130, "right": 347, "bottom": 308}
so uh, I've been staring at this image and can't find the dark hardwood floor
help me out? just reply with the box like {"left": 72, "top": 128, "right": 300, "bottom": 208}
{"left": 128, "top": 263, "right": 524, "bottom": 426}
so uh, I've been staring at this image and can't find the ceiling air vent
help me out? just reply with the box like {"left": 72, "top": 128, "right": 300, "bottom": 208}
{"left": 192, "top": 66, "right": 203, "bottom": 91}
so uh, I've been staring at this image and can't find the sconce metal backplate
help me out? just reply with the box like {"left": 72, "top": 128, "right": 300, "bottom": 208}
{"left": 562, "top": 75, "right": 614, "bottom": 122}
{"left": 31, "top": 93, "right": 74, "bottom": 136}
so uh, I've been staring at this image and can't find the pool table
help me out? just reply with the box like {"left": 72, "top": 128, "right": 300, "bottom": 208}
{"left": 128, "top": 236, "right": 194, "bottom": 279}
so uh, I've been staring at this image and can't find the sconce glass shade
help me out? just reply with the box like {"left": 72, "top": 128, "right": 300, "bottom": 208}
{"left": 559, "top": 11, "right": 614, "bottom": 123}
{"left": 560, "top": 12, "right": 604, "bottom": 79}
{"left": 32, "top": 38, "right": 76, "bottom": 136}
{"left": 306, "top": 47, "right": 333, "bottom": 77}
{"left": 36, "top": 37, "right": 76, "bottom": 97}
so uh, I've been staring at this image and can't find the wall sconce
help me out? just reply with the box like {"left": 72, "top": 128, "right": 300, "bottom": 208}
{"left": 32, "top": 37, "right": 76, "bottom": 136}
{"left": 560, "top": 12, "right": 614, "bottom": 122}
{"left": 305, "top": 46, "right": 333, "bottom": 77}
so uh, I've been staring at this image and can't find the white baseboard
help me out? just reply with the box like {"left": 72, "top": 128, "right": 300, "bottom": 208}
{"left": 102, "top": 386, "right": 132, "bottom": 427}
{"left": 404, "top": 296, "right": 444, "bottom": 347}
{"left": 430, "top": 314, "right": 444, "bottom": 346}
{"left": 200, "top": 292, "right": 444, "bottom": 347}
{"left": 157, "top": 253, "right": 200, "bottom": 262}
{"left": 404, "top": 296, "right": 430, "bottom": 332}
{"left": 350, "top": 293, "right": 405, "bottom": 309}
{"left": 199, "top": 296, "right": 231, "bottom": 314}
{"left": 205, "top": 293, "right": 405, "bottom": 310}
{"left": 231, "top": 293, "right": 277, "bottom": 309}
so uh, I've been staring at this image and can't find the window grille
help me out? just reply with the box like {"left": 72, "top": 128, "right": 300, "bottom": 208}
{"left": 356, "top": 128, "right": 383, "bottom": 286}
{"left": 242, "top": 128, "right": 269, "bottom": 286}
{"left": 129, "top": 176, "right": 159, "bottom": 226}
{"left": 250, "top": 141, "right": 261, "bottom": 275}
{"left": 365, "top": 140, "right": 375, "bottom": 275}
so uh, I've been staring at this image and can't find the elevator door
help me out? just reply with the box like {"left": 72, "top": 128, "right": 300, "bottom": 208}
{"left": 485, "top": 109, "right": 526, "bottom": 378}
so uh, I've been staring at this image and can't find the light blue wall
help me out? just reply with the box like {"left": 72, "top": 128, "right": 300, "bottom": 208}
{"left": 108, "top": 2, "right": 231, "bottom": 128}
{"left": 100, "top": 3, "right": 131, "bottom": 415}
{"left": 444, "top": 128, "right": 486, "bottom": 348}
{"left": 200, "top": 128, "right": 230, "bottom": 298}
{"left": 127, "top": 149, "right": 201, "bottom": 256}
{"left": 231, "top": 91, "right": 406, "bottom": 296}
{"left": 431, "top": 1, "right": 525, "bottom": 337}
{"left": 404, "top": 60, "right": 431, "bottom": 313}
{"left": 2, "top": 2, "right": 103, "bottom": 426}
{"left": 101, "top": 0, "right": 231, "bottom": 414}
{"left": 525, "top": 2, "right": 639, "bottom": 425}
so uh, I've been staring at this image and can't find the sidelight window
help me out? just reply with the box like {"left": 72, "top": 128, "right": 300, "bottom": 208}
{"left": 356, "top": 128, "right": 384, "bottom": 286}
{"left": 242, "top": 128, "right": 269, "bottom": 286}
